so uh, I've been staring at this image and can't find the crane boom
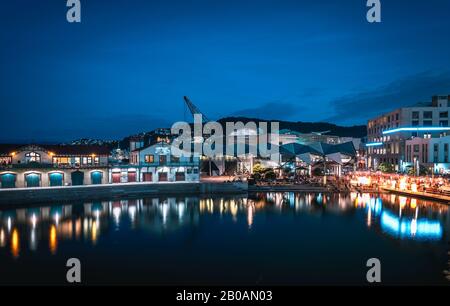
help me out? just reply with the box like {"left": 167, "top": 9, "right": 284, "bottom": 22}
{"left": 183, "top": 96, "right": 210, "bottom": 122}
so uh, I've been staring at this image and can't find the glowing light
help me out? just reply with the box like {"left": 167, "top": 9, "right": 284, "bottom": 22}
{"left": 30, "top": 214, "right": 37, "bottom": 228}
{"left": 399, "top": 196, "right": 407, "bottom": 208}
{"left": 0, "top": 229, "right": 5, "bottom": 247}
{"left": 357, "top": 176, "right": 371, "bottom": 186}
{"left": 91, "top": 221, "right": 98, "bottom": 244}
{"left": 365, "top": 142, "right": 383, "bottom": 147}
{"left": 410, "top": 199, "right": 417, "bottom": 209}
{"left": 11, "top": 228, "right": 19, "bottom": 258}
{"left": 113, "top": 207, "right": 121, "bottom": 225}
{"left": 399, "top": 178, "right": 407, "bottom": 191}
{"left": 381, "top": 211, "right": 442, "bottom": 240}
{"left": 7, "top": 217, "right": 12, "bottom": 232}
{"left": 247, "top": 204, "right": 254, "bottom": 229}
{"left": 49, "top": 225, "right": 57, "bottom": 254}
{"left": 383, "top": 126, "right": 450, "bottom": 134}
{"left": 411, "top": 183, "right": 418, "bottom": 192}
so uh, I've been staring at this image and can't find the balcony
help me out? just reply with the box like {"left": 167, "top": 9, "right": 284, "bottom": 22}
{"left": 126, "top": 161, "right": 200, "bottom": 167}
{"left": 0, "top": 162, "right": 108, "bottom": 170}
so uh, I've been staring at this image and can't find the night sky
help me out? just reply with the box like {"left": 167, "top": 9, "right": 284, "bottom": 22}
{"left": 1, "top": 0, "right": 450, "bottom": 142}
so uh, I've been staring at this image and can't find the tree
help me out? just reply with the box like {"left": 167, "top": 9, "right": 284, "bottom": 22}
{"left": 378, "top": 162, "right": 395, "bottom": 173}
{"left": 253, "top": 163, "right": 265, "bottom": 174}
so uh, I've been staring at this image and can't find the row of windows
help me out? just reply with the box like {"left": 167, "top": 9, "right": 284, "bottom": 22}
{"left": 412, "top": 111, "right": 448, "bottom": 120}
{"left": 143, "top": 154, "right": 194, "bottom": 164}
{"left": 53, "top": 156, "right": 100, "bottom": 165}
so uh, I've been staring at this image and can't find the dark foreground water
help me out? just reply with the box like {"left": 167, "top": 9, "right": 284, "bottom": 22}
{"left": 0, "top": 192, "right": 449, "bottom": 285}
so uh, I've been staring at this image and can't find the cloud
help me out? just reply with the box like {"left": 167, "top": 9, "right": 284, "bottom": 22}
{"left": 230, "top": 101, "right": 301, "bottom": 120}
{"left": 326, "top": 71, "right": 450, "bottom": 124}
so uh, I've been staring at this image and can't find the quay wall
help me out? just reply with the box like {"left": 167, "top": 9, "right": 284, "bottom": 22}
{"left": 0, "top": 182, "right": 248, "bottom": 206}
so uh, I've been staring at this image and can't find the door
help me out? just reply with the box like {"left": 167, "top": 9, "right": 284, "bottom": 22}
{"left": 175, "top": 172, "right": 185, "bottom": 181}
{"left": 143, "top": 172, "right": 153, "bottom": 182}
{"left": 112, "top": 172, "right": 121, "bottom": 183}
{"left": 26, "top": 173, "right": 40, "bottom": 187}
{"left": 127, "top": 171, "right": 136, "bottom": 182}
{"left": 1, "top": 173, "right": 16, "bottom": 188}
{"left": 49, "top": 173, "right": 63, "bottom": 186}
{"left": 71, "top": 171, "right": 84, "bottom": 186}
{"left": 91, "top": 171, "right": 103, "bottom": 185}
{"left": 158, "top": 172, "right": 168, "bottom": 182}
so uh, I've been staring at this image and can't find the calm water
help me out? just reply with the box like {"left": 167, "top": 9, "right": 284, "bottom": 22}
{"left": 0, "top": 192, "right": 449, "bottom": 285}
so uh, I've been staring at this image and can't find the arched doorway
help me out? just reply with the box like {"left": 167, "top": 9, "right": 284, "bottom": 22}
{"left": 1, "top": 173, "right": 16, "bottom": 188}
{"left": 91, "top": 171, "right": 103, "bottom": 185}
{"left": 71, "top": 171, "right": 84, "bottom": 186}
{"left": 25, "top": 173, "right": 41, "bottom": 187}
{"left": 49, "top": 172, "right": 63, "bottom": 186}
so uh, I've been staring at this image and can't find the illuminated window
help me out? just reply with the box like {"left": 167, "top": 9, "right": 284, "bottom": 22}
{"left": 144, "top": 155, "right": 154, "bottom": 163}
{"left": 25, "top": 152, "right": 41, "bottom": 163}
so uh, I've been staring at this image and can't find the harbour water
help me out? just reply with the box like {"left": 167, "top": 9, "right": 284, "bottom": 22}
{"left": 0, "top": 192, "right": 449, "bottom": 285}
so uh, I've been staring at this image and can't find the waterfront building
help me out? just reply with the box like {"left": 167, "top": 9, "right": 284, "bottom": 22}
{"left": 367, "top": 95, "right": 450, "bottom": 171}
{"left": 280, "top": 141, "right": 357, "bottom": 176}
{"left": 0, "top": 144, "right": 110, "bottom": 188}
{"left": 405, "top": 135, "right": 450, "bottom": 174}
{"left": 127, "top": 142, "right": 200, "bottom": 182}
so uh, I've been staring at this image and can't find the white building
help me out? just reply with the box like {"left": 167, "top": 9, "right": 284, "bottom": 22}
{"left": 367, "top": 95, "right": 450, "bottom": 171}
{"left": 126, "top": 142, "right": 200, "bottom": 183}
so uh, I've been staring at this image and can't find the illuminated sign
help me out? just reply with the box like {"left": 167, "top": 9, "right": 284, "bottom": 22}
{"left": 383, "top": 127, "right": 450, "bottom": 135}
{"left": 365, "top": 142, "right": 383, "bottom": 147}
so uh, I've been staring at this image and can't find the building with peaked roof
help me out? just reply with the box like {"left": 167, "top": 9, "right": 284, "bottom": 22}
{"left": 127, "top": 142, "right": 200, "bottom": 183}
{"left": 0, "top": 144, "right": 110, "bottom": 188}
{"left": 280, "top": 141, "right": 357, "bottom": 176}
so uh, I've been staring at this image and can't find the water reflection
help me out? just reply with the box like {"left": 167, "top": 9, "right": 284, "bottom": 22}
{"left": 0, "top": 193, "right": 449, "bottom": 259}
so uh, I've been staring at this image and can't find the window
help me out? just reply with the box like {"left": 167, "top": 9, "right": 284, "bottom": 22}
{"left": 159, "top": 155, "right": 167, "bottom": 164}
{"left": 440, "top": 111, "right": 448, "bottom": 118}
{"left": 423, "top": 120, "right": 432, "bottom": 126}
{"left": 171, "top": 155, "right": 180, "bottom": 163}
{"left": 193, "top": 168, "right": 199, "bottom": 174}
{"left": 412, "top": 120, "right": 419, "bottom": 126}
{"left": 412, "top": 111, "right": 419, "bottom": 119}
{"left": 413, "top": 144, "right": 419, "bottom": 152}
{"left": 25, "top": 152, "right": 41, "bottom": 163}
{"left": 423, "top": 111, "right": 433, "bottom": 119}
{"left": 445, "top": 144, "right": 449, "bottom": 163}
{"left": 94, "top": 157, "right": 100, "bottom": 164}
{"left": 395, "top": 113, "right": 399, "bottom": 121}
{"left": 144, "top": 154, "right": 154, "bottom": 163}
{"left": 82, "top": 156, "right": 92, "bottom": 164}
{"left": 440, "top": 120, "right": 448, "bottom": 127}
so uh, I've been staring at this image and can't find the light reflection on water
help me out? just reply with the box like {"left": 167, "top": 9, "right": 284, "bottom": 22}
{"left": 0, "top": 192, "right": 449, "bottom": 284}
{"left": 0, "top": 193, "right": 448, "bottom": 258}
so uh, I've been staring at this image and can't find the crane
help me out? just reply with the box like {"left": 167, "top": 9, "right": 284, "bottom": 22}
{"left": 183, "top": 96, "right": 210, "bottom": 123}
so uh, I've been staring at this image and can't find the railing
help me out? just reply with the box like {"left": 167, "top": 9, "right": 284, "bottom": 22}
{"left": 112, "top": 161, "right": 200, "bottom": 167}
{"left": 0, "top": 163, "right": 109, "bottom": 170}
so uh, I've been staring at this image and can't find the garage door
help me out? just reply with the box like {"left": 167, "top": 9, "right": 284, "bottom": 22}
{"left": 175, "top": 172, "right": 185, "bottom": 181}
{"left": 49, "top": 173, "right": 63, "bottom": 186}
{"left": 71, "top": 171, "right": 84, "bottom": 186}
{"left": 112, "top": 172, "right": 121, "bottom": 183}
{"left": 158, "top": 172, "right": 168, "bottom": 182}
{"left": 143, "top": 172, "right": 153, "bottom": 182}
{"left": 91, "top": 171, "right": 103, "bottom": 185}
{"left": 1, "top": 173, "right": 16, "bottom": 188}
{"left": 128, "top": 171, "right": 136, "bottom": 182}
{"left": 26, "top": 173, "right": 40, "bottom": 187}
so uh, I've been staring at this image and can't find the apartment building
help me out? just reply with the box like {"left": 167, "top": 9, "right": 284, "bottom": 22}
{"left": 367, "top": 95, "right": 450, "bottom": 171}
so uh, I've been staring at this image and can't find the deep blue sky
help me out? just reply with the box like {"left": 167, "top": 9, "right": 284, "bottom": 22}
{"left": 1, "top": 0, "right": 450, "bottom": 142}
